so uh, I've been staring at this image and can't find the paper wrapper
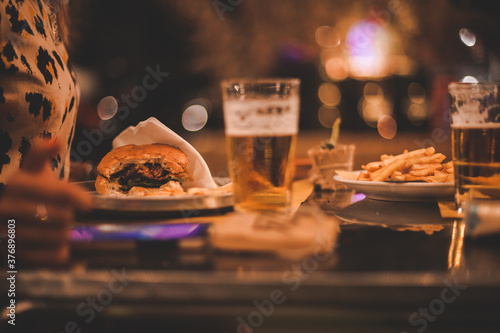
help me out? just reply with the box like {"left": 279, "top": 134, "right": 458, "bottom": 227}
{"left": 112, "top": 117, "right": 217, "bottom": 189}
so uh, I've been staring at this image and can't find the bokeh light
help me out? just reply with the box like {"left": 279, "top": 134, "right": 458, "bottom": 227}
{"left": 318, "top": 64, "right": 330, "bottom": 82}
{"left": 318, "top": 83, "right": 341, "bottom": 106}
{"left": 182, "top": 105, "right": 208, "bottom": 131}
{"left": 461, "top": 76, "right": 478, "bottom": 83}
{"left": 363, "top": 82, "right": 383, "bottom": 101}
{"left": 358, "top": 97, "right": 392, "bottom": 128}
{"left": 377, "top": 115, "right": 397, "bottom": 139}
{"left": 359, "top": 83, "right": 392, "bottom": 127}
{"left": 184, "top": 97, "right": 213, "bottom": 115}
{"left": 324, "top": 57, "right": 349, "bottom": 81}
{"left": 315, "top": 26, "right": 341, "bottom": 48}
{"left": 97, "top": 96, "right": 118, "bottom": 120}
{"left": 346, "top": 20, "right": 391, "bottom": 78}
{"left": 459, "top": 28, "right": 476, "bottom": 47}
{"left": 407, "top": 82, "right": 425, "bottom": 104}
{"left": 407, "top": 104, "right": 427, "bottom": 125}
{"left": 318, "top": 105, "right": 341, "bottom": 128}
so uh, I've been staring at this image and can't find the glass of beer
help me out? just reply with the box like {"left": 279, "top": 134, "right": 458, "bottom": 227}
{"left": 449, "top": 82, "right": 500, "bottom": 209}
{"left": 221, "top": 78, "right": 300, "bottom": 212}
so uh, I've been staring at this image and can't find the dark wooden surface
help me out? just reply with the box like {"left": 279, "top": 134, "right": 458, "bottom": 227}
{"left": 3, "top": 187, "right": 500, "bottom": 332}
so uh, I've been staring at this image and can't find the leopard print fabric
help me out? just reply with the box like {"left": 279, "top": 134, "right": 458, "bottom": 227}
{"left": 0, "top": 0, "right": 79, "bottom": 192}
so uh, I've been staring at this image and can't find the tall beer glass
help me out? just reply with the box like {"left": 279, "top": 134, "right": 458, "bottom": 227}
{"left": 449, "top": 82, "right": 500, "bottom": 208}
{"left": 221, "top": 78, "right": 300, "bottom": 212}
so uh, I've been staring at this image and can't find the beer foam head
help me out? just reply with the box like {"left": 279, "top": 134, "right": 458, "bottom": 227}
{"left": 449, "top": 82, "right": 500, "bottom": 127}
{"left": 223, "top": 98, "right": 299, "bottom": 136}
{"left": 221, "top": 78, "right": 300, "bottom": 136}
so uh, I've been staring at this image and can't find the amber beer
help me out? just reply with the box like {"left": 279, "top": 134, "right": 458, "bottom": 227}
{"left": 222, "top": 79, "right": 300, "bottom": 212}
{"left": 227, "top": 134, "right": 297, "bottom": 211}
{"left": 452, "top": 125, "right": 500, "bottom": 205}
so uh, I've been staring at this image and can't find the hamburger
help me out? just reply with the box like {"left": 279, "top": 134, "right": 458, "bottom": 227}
{"left": 95, "top": 144, "right": 190, "bottom": 196}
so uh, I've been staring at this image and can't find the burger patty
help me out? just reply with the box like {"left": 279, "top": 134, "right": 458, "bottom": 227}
{"left": 111, "top": 163, "right": 169, "bottom": 180}
{"left": 109, "top": 163, "right": 186, "bottom": 191}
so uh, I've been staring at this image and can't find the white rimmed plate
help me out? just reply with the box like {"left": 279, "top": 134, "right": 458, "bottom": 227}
{"left": 75, "top": 180, "right": 233, "bottom": 215}
{"left": 333, "top": 171, "right": 455, "bottom": 202}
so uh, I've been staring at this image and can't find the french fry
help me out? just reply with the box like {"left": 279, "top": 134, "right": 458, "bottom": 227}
{"left": 390, "top": 171, "right": 406, "bottom": 181}
{"left": 409, "top": 165, "right": 440, "bottom": 177}
{"left": 403, "top": 174, "right": 423, "bottom": 181}
{"left": 362, "top": 161, "right": 383, "bottom": 172}
{"left": 411, "top": 163, "right": 443, "bottom": 171}
{"left": 444, "top": 161, "right": 454, "bottom": 174}
{"left": 405, "top": 153, "right": 446, "bottom": 167}
{"left": 371, "top": 159, "right": 406, "bottom": 182}
{"left": 356, "top": 172, "right": 370, "bottom": 180}
{"left": 423, "top": 173, "right": 449, "bottom": 183}
{"left": 382, "top": 147, "right": 435, "bottom": 166}
{"left": 380, "top": 154, "right": 393, "bottom": 162}
{"left": 443, "top": 161, "right": 454, "bottom": 169}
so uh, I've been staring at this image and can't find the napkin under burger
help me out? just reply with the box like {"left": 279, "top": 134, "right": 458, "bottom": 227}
{"left": 95, "top": 143, "right": 190, "bottom": 196}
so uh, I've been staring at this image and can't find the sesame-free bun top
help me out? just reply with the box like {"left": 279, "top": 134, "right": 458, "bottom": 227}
{"left": 97, "top": 143, "right": 189, "bottom": 179}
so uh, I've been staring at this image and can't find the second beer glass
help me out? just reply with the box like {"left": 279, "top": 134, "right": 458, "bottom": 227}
{"left": 449, "top": 82, "right": 500, "bottom": 208}
{"left": 221, "top": 78, "right": 300, "bottom": 212}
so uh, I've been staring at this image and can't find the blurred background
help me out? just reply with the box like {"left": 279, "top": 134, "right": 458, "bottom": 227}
{"left": 67, "top": 0, "right": 500, "bottom": 176}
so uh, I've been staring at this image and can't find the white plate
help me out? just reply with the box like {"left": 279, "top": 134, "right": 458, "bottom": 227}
{"left": 333, "top": 171, "right": 455, "bottom": 202}
{"left": 75, "top": 180, "right": 234, "bottom": 216}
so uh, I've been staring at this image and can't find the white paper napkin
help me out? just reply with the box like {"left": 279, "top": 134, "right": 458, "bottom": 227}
{"left": 210, "top": 205, "right": 340, "bottom": 260}
{"left": 112, "top": 117, "right": 218, "bottom": 189}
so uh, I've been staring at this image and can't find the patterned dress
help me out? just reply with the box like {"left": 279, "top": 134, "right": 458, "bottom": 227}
{"left": 0, "top": 0, "right": 79, "bottom": 191}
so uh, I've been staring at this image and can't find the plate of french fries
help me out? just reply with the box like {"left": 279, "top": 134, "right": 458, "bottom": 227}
{"left": 333, "top": 147, "right": 455, "bottom": 202}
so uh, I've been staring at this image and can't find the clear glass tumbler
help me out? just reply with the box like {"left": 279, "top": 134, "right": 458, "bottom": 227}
{"left": 221, "top": 78, "right": 300, "bottom": 213}
{"left": 449, "top": 82, "right": 500, "bottom": 209}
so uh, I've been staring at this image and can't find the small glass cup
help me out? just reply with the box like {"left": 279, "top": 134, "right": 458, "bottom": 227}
{"left": 448, "top": 82, "right": 500, "bottom": 209}
{"left": 221, "top": 78, "right": 300, "bottom": 213}
{"left": 308, "top": 144, "right": 355, "bottom": 191}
